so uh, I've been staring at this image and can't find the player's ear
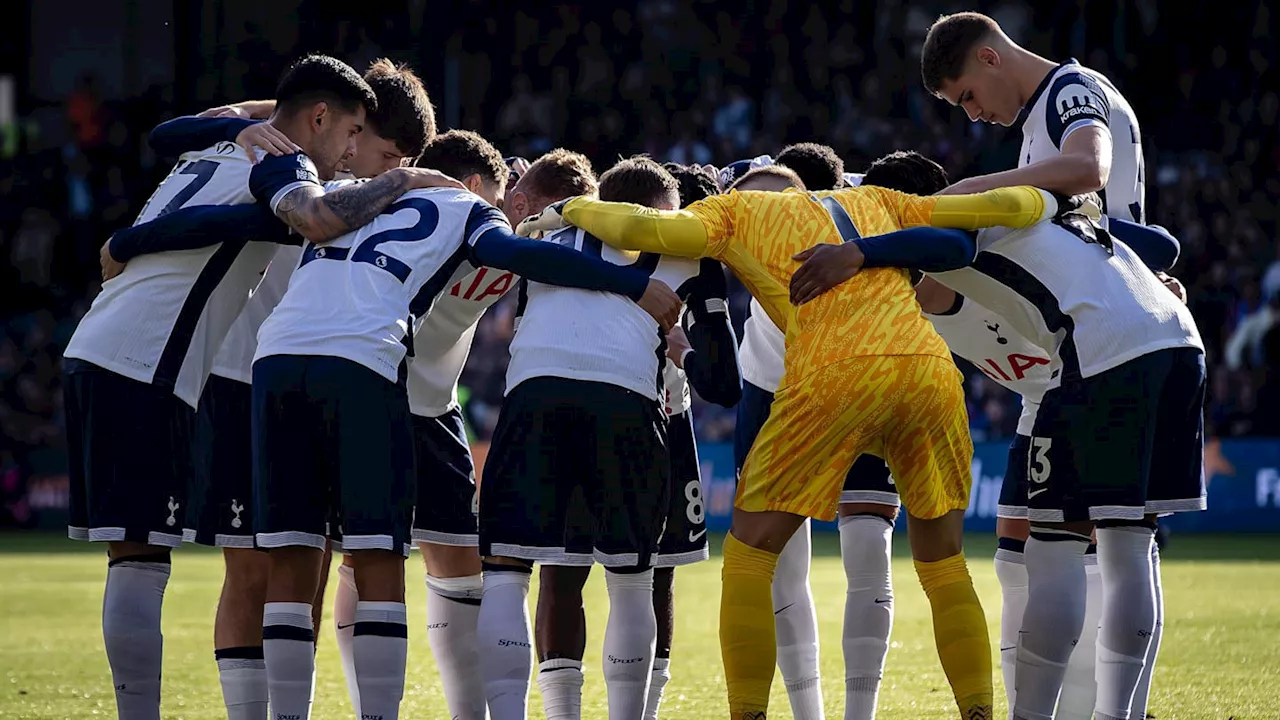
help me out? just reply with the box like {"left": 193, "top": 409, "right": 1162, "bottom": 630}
{"left": 311, "top": 101, "right": 328, "bottom": 130}
{"left": 463, "top": 173, "right": 484, "bottom": 195}
{"left": 508, "top": 191, "right": 528, "bottom": 219}
{"left": 977, "top": 46, "right": 1000, "bottom": 68}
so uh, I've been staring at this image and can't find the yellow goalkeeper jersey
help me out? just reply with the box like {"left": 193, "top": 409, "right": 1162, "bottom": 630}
{"left": 561, "top": 185, "right": 1053, "bottom": 382}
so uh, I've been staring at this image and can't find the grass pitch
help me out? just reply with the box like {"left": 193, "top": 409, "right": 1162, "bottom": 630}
{"left": 1, "top": 533, "right": 1277, "bottom": 719}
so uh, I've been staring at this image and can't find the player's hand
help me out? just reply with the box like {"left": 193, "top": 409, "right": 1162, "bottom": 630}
{"left": 235, "top": 123, "right": 301, "bottom": 164}
{"left": 402, "top": 166, "right": 468, "bottom": 191}
{"left": 935, "top": 176, "right": 992, "bottom": 196}
{"left": 1157, "top": 271, "right": 1188, "bottom": 305}
{"left": 665, "top": 326, "right": 692, "bottom": 367}
{"left": 100, "top": 237, "right": 126, "bottom": 281}
{"left": 505, "top": 156, "right": 531, "bottom": 179}
{"left": 638, "top": 279, "right": 682, "bottom": 332}
{"left": 1050, "top": 191, "right": 1103, "bottom": 223}
{"left": 789, "top": 243, "right": 864, "bottom": 305}
{"left": 515, "top": 198, "right": 574, "bottom": 238}
{"left": 198, "top": 104, "right": 249, "bottom": 119}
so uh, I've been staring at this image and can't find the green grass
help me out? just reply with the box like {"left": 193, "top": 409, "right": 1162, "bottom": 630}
{"left": 1, "top": 533, "right": 1278, "bottom": 719}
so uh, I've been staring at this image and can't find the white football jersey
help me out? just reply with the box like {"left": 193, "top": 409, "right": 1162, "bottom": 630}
{"left": 210, "top": 179, "right": 357, "bottom": 385}
{"left": 255, "top": 187, "right": 509, "bottom": 383}
{"left": 738, "top": 298, "right": 786, "bottom": 393}
{"left": 929, "top": 224, "right": 1202, "bottom": 389}
{"left": 506, "top": 227, "right": 698, "bottom": 401}
{"left": 1018, "top": 60, "right": 1145, "bottom": 223}
{"left": 407, "top": 264, "right": 516, "bottom": 417}
{"left": 209, "top": 245, "right": 303, "bottom": 385}
{"left": 63, "top": 142, "right": 295, "bottom": 408}
{"left": 925, "top": 294, "right": 1051, "bottom": 436}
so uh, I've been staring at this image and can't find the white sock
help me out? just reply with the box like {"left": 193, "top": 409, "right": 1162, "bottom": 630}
{"left": 1094, "top": 526, "right": 1157, "bottom": 720}
{"left": 994, "top": 538, "right": 1029, "bottom": 714}
{"left": 643, "top": 657, "right": 671, "bottom": 720}
{"left": 839, "top": 514, "right": 893, "bottom": 720}
{"left": 103, "top": 557, "right": 170, "bottom": 720}
{"left": 537, "top": 657, "right": 584, "bottom": 720}
{"left": 426, "top": 574, "right": 486, "bottom": 720}
{"left": 772, "top": 519, "right": 825, "bottom": 720}
{"left": 603, "top": 569, "right": 657, "bottom": 720}
{"left": 1130, "top": 543, "right": 1163, "bottom": 720}
{"left": 334, "top": 563, "right": 361, "bottom": 715}
{"left": 1057, "top": 554, "right": 1102, "bottom": 719}
{"left": 263, "top": 601, "right": 316, "bottom": 720}
{"left": 478, "top": 567, "right": 533, "bottom": 720}
{"left": 217, "top": 648, "right": 268, "bottom": 720}
{"left": 1013, "top": 531, "right": 1089, "bottom": 720}
{"left": 352, "top": 601, "right": 408, "bottom": 720}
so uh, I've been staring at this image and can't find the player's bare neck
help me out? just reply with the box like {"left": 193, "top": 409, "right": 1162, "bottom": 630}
{"left": 265, "top": 114, "right": 309, "bottom": 154}
{"left": 1009, "top": 47, "right": 1061, "bottom": 108}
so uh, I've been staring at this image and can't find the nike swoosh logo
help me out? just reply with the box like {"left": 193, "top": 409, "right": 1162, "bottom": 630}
{"left": 874, "top": 598, "right": 891, "bottom": 604}
{"left": 336, "top": 622, "right": 356, "bottom": 630}
{"left": 1027, "top": 488, "right": 1048, "bottom": 499}
{"left": 1000, "top": 646, "right": 1016, "bottom": 652}
{"left": 688, "top": 529, "right": 707, "bottom": 542}
{"left": 775, "top": 603, "right": 795, "bottom": 615}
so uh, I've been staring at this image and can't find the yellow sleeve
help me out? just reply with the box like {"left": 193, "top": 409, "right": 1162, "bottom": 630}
{"left": 561, "top": 196, "right": 716, "bottom": 258}
{"left": 864, "top": 185, "right": 1058, "bottom": 230}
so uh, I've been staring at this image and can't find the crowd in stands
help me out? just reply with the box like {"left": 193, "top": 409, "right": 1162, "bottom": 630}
{"left": 1, "top": 1, "right": 1275, "bottom": 524}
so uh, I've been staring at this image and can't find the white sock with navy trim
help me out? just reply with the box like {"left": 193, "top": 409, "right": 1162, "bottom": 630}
{"left": 262, "top": 601, "right": 315, "bottom": 720}
{"left": 353, "top": 601, "right": 408, "bottom": 720}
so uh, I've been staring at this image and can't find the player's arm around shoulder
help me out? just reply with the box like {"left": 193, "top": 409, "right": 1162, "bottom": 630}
{"left": 257, "top": 160, "right": 464, "bottom": 244}
{"left": 555, "top": 194, "right": 729, "bottom": 259}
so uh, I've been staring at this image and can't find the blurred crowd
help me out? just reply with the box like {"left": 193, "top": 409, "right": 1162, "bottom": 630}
{"left": 1, "top": 1, "right": 1276, "bottom": 523}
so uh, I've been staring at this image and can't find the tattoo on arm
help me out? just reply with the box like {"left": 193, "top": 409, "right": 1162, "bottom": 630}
{"left": 318, "top": 169, "right": 413, "bottom": 235}
{"left": 272, "top": 169, "right": 413, "bottom": 243}
{"left": 273, "top": 184, "right": 327, "bottom": 241}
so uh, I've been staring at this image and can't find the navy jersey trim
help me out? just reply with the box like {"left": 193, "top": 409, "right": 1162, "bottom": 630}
{"left": 1045, "top": 71, "right": 1111, "bottom": 149}
{"left": 969, "top": 252, "right": 1080, "bottom": 382}
{"left": 408, "top": 242, "right": 473, "bottom": 318}
{"left": 818, "top": 196, "right": 862, "bottom": 242}
{"left": 1013, "top": 60, "right": 1078, "bottom": 130}
{"left": 153, "top": 239, "right": 250, "bottom": 390}
{"left": 249, "top": 152, "right": 320, "bottom": 206}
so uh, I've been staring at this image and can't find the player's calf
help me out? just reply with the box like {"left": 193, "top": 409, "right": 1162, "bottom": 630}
{"left": 603, "top": 567, "right": 658, "bottom": 720}
{"left": 478, "top": 558, "right": 536, "bottom": 720}
{"left": 720, "top": 508, "right": 806, "bottom": 718}
{"left": 645, "top": 567, "right": 675, "bottom": 720}
{"left": 102, "top": 542, "right": 172, "bottom": 720}
{"left": 418, "top": 542, "right": 486, "bottom": 720}
{"left": 346, "top": 549, "right": 410, "bottom": 720}
{"left": 770, "top": 521, "right": 824, "bottom": 720}
{"left": 905, "top": 510, "right": 993, "bottom": 720}
{"left": 1013, "top": 521, "right": 1092, "bottom": 720}
{"left": 216, "top": 548, "right": 270, "bottom": 720}
{"left": 837, "top": 502, "right": 897, "bottom": 720}
{"left": 535, "top": 564, "right": 590, "bottom": 720}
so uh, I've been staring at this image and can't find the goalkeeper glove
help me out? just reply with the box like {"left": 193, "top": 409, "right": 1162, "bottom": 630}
{"left": 515, "top": 197, "right": 575, "bottom": 238}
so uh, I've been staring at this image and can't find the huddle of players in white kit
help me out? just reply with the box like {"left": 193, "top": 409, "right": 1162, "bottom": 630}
{"left": 59, "top": 10, "right": 1205, "bottom": 720}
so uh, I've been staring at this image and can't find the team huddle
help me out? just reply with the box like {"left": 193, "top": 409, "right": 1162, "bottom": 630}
{"left": 61, "top": 11, "right": 1205, "bottom": 720}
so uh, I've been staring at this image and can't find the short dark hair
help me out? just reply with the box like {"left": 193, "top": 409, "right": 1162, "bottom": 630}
{"left": 920, "top": 12, "right": 1001, "bottom": 94}
{"left": 276, "top": 54, "right": 378, "bottom": 118}
{"left": 861, "top": 151, "right": 950, "bottom": 196}
{"left": 730, "top": 165, "right": 806, "bottom": 192}
{"left": 775, "top": 143, "right": 844, "bottom": 191}
{"left": 519, "top": 148, "right": 598, "bottom": 202}
{"left": 416, "top": 130, "right": 506, "bottom": 189}
{"left": 663, "top": 162, "right": 719, "bottom": 208}
{"left": 599, "top": 156, "right": 680, "bottom": 208}
{"left": 363, "top": 58, "right": 436, "bottom": 159}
